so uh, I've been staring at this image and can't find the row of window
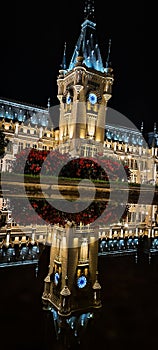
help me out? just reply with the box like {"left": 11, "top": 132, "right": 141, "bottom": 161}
{"left": 1, "top": 125, "right": 55, "bottom": 138}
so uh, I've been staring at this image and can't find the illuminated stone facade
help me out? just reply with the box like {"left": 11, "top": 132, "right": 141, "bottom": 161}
{"left": 0, "top": 4, "right": 158, "bottom": 184}
{"left": 1, "top": 95, "right": 157, "bottom": 184}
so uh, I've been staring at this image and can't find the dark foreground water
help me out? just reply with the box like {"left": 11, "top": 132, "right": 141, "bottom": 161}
{"left": 0, "top": 247, "right": 158, "bottom": 350}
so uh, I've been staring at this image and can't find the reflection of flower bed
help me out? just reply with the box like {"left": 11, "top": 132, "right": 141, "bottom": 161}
{"left": 10, "top": 197, "right": 129, "bottom": 227}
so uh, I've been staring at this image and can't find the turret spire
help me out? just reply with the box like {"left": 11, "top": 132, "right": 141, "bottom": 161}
{"left": 61, "top": 42, "right": 67, "bottom": 70}
{"left": 84, "top": 0, "right": 95, "bottom": 21}
{"left": 47, "top": 97, "right": 50, "bottom": 111}
{"left": 106, "top": 38, "right": 112, "bottom": 68}
{"left": 141, "top": 121, "right": 144, "bottom": 133}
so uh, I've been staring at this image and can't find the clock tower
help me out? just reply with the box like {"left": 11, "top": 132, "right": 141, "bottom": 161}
{"left": 57, "top": 0, "right": 114, "bottom": 157}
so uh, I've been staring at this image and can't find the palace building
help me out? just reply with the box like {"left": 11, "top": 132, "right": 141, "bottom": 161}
{"left": 0, "top": 2, "right": 158, "bottom": 346}
{"left": 0, "top": 3, "right": 158, "bottom": 185}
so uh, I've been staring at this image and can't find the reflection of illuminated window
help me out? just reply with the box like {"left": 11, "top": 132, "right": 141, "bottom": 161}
{"left": 80, "top": 238, "right": 88, "bottom": 261}
{"left": 84, "top": 268, "right": 88, "bottom": 276}
{"left": 77, "top": 269, "right": 81, "bottom": 277}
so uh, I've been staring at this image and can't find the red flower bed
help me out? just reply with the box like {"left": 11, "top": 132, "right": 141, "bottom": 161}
{"left": 13, "top": 148, "right": 131, "bottom": 182}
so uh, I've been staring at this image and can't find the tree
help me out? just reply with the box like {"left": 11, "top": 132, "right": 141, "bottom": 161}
{"left": 0, "top": 130, "right": 9, "bottom": 159}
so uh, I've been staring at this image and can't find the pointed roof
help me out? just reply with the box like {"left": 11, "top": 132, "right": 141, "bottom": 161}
{"left": 60, "top": 276, "right": 71, "bottom": 296}
{"left": 68, "top": 1, "right": 105, "bottom": 73}
{"left": 44, "top": 275, "right": 51, "bottom": 283}
{"left": 92, "top": 271, "right": 101, "bottom": 290}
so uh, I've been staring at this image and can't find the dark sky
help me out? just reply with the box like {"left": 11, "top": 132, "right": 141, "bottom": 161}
{"left": 0, "top": 0, "right": 156, "bottom": 133}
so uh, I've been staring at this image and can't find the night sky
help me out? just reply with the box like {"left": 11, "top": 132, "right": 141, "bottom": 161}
{"left": 1, "top": 0, "right": 156, "bottom": 133}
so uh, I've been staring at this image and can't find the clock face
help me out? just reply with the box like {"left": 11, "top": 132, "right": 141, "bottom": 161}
{"left": 77, "top": 275, "right": 87, "bottom": 289}
{"left": 66, "top": 95, "right": 71, "bottom": 104}
{"left": 88, "top": 93, "right": 97, "bottom": 105}
{"left": 54, "top": 272, "right": 60, "bottom": 286}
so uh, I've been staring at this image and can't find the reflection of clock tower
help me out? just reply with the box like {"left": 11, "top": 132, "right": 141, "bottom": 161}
{"left": 57, "top": 0, "right": 114, "bottom": 157}
{"left": 42, "top": 222, "right": 102, "bottom": 347}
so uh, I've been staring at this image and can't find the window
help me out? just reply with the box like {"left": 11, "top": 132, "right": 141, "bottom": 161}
{"left": 18, "top": 142, "right": 23, "bottom": 152}
{"left": 7, "top": 141, "right": 13, "bottom": 153}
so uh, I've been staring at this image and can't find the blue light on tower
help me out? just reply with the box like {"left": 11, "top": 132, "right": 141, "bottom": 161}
{"left": 54, "top": 272, "right": 60, "bottom": 285}
{"left": 88, "top": 93, "right": 97, "bottom": 105}
{"left": 77, "top": 275, "right": 87, "bottom": 289}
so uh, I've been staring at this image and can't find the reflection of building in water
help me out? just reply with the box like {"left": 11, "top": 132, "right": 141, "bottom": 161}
{"left": 1, "top": 200, "right": 158, "bottom": 259}
{"left": 122, "top": 204, "right": 158, "bottom": 226}
{"left": 0, "top": 2, "right": 158, "bottom": 185}
{"left": 1, "top": 201, "right": 158, "bottom": 237}
{"left": 1, "top": 196, "right": 158, "bottom": 344}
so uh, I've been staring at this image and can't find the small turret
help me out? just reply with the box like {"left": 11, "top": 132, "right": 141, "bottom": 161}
{"left": 61, "top": 42, "right": 67, "bottom": 71}
{"left": 105, "top": 38, "right": 113, "bottom": 74}
{"left": 58, "top": 42, "right": 67, "bottom": 79}
{"left": 47, "top": 97, "right": 50, "bottom": 111}
{"left": 58, "top": 276, "right": 71, "bottom": 316}
{"left": 141, "top": 121, "right": 144, "bottom": 134}
{"left": 92, "top": 271, "right": 102, "bottom": 307}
